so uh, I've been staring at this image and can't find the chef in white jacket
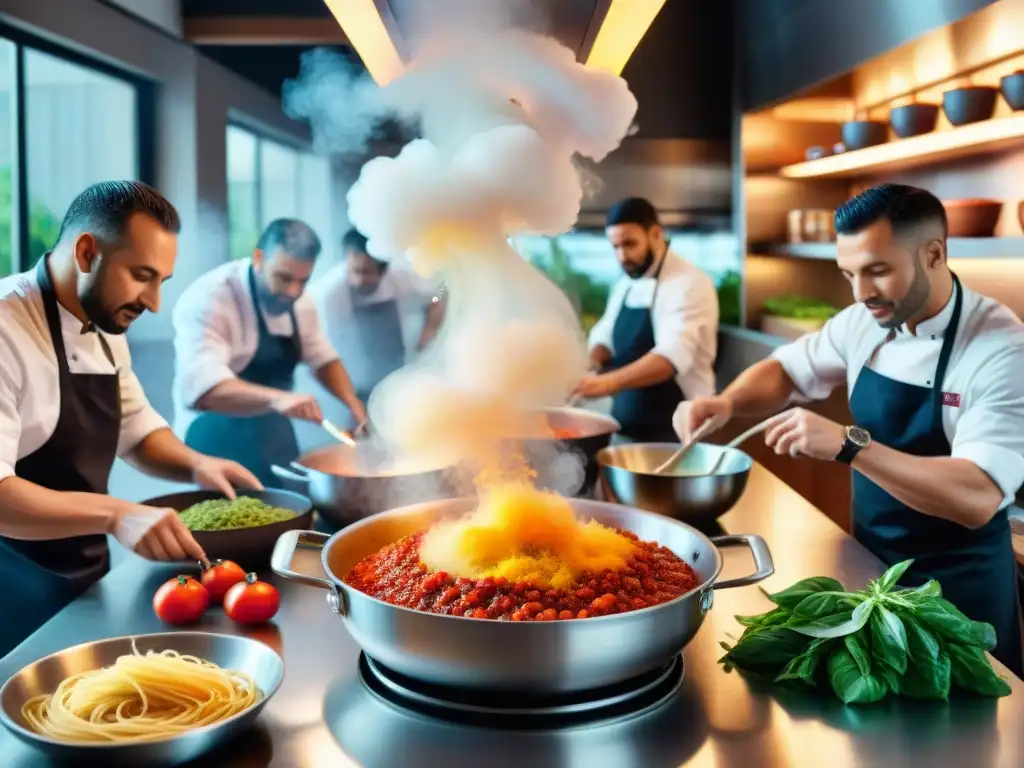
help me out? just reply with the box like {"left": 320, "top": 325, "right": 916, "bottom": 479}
{"left": 0, "top": 181, "right": 258, "bottom": 658}
{"left": 172, "top": 219, "right": 366, "bottom": 486}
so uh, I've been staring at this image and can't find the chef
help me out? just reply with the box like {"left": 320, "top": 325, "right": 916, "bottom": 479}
{"left": 172, "top": 219, "right": 367, "bottom": 486}
{"left": 0, "top": 180, "right": 260, "bottom": 658}
{"left": 308, "top": 228, "right": 445, "bottom": 410}
{"left": 574, "top": 197, "right": 719, "bottom": 443}
{"left": 675, "top": 183, "right": 1024, "bottom": 678}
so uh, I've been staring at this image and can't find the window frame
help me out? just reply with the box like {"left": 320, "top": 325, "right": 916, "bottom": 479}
{"left": 0, "top": 19, "right": 155, "bottom": 275}
{"left": 227, "top": 121, "right": 305, "bottom": 233}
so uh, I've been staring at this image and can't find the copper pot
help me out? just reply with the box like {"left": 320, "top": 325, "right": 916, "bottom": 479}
{"left": 943, "top": 199, "right": 1003, "bottom": 238}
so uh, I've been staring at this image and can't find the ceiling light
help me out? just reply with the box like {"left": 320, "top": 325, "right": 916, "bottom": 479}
{"left": 322, "top": 0, "right": 404, "bottom": 86}
{"left": 585, "top": 0, "right": 667, "bottom": 76}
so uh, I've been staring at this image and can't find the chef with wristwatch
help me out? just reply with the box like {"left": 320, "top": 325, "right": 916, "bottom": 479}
{"left": 674, "top": 183, "right": 1024, "bottom": 679}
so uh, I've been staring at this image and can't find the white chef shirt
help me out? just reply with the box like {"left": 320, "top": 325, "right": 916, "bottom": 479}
{"left": 171, "top": 259, "right": 340, "bottom": 437}
{"left": 308, "top": 263, "right": 440, "bottom": 365}
{"left": 587, "top": 250, "right": 719, "bottom": 399}
{"left": 773, "top": 281, "right": 1024, "bottom": 508}
{"left": 0, "top": 268, "right": 168, "bottom": 483}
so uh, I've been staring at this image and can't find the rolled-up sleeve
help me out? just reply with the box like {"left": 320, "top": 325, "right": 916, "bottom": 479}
{"left": 172, "top": 289, "right": 238, "bottom": 409}
{"left": 771, "top": 308, "right": 853, "bottom": 402}
{"left": 588, "top": 281, "right": 624, "bottom": 353}
{"left": 951, "top": 346, "right": 1024, "bottom": 508}
{"left": 0, "top": 338, "right": 23, "bottom": 482}
{"left": 651, "top": 273, "right": 719, "bottom": 375}
{"left": 116, "top": 364, "right": 169, "bottom": 456}
{"left": 295, "top": 296, "right": 340, "bottom": 371}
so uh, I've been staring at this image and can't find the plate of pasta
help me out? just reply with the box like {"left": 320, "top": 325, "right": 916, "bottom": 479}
{"left": 0, "top": 632, "right": 283, "bottom": 765}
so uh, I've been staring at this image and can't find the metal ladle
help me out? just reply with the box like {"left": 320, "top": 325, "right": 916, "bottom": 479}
{"left": 653, "top": 416, "right": 776, "bottom": 476}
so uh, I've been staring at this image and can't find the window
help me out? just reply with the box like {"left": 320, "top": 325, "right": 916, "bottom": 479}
{"left": 227, "top": 124, "right": 334, "bottom": 261}
{"left": 0, "top": 25, "right": 149, "bottom": 277}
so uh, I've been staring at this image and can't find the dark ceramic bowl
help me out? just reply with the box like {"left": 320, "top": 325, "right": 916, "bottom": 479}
{"left": 142, "top": 487, "right": 315, "bottom": 568}
{"left": 1001, "top": 71, "right": 1024, "bottom": 111}
{"left": 840, "top": 120, "right": 889, "bottom": 150}
{"left": 943, "top": 199, "right": 1003, "bottom": 238}
{"left": 889, "top": 103, "right": 940, "bottom": 138}
{"left": 942, "top": 86, "right": 999, "bottom": 126}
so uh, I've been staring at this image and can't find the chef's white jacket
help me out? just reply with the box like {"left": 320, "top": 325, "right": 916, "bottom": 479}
{"left": 171, "top": 259, "right": 339, "bottom": 438}
{"left": 773, "top": 281, "right": 1024, "bottom": 508}
{"left": 0, "top": 269, "right": 167, "bottom": 483}
{"left": 587, "top": 250, "right": 719, "bottom": 399}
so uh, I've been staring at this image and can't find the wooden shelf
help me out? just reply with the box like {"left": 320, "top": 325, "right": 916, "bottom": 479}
{"left": 778, "top": 114, "right": 1024, "bottom": 180}
{"left": 755, "top": 238, "right": 1024, "bottom": 260}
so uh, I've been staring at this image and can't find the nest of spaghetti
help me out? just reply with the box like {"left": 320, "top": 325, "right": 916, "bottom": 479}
{"left": 343, "top": 483, "right": 700, "bottom": 621}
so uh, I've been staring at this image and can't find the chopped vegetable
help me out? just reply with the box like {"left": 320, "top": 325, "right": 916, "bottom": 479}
{"left": 178, "top": 497, "right": 296, "bottom": 531}
{"left": 719, "top": 560, "right": 1012, "bottom": 704}
{"left": 224, "top": 574, "right": 280, "bottom": 625}
{"left": 153, "top": 575, "right": 209, "bottom": 625}
{"left": 200, "top": 559, "right": 247, "bottom": 603}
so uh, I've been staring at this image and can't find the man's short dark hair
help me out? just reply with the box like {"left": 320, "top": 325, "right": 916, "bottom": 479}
{"left": 342, "top": 228, "right": 387, "bottom": 269}
{"left": 834, "top": 184, "right": 948, "bottom": 238}
{"left": 256, "top": 218, "right": 322, "bottom": 261}
{"left": 606, "top": 197, "right": 660, "bottom": 229}
{"left": 56, "top": 180, "right": 181, "bottom": 247}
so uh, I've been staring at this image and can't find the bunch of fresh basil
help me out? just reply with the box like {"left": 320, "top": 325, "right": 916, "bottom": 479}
{"left": 718, "top": 559, "right": 1012, "bottom": 704}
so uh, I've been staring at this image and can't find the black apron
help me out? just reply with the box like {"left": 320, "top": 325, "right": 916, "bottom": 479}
{"left": 0, "top": 257, "right": 120, "bottom": 658}
{"left": 348, "top": 288, "right": 406, "bottom": 404}
{"left": 184, "top": 265, "right": 302, "bottom": 487}
{"left": 608, "top": 259, "right": 684, "bottom": 442}
{"left": 850, "top": 275, "right": 1024, "bottom": 678}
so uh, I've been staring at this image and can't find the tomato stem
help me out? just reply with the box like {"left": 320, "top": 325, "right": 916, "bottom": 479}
{"left": 245, "top": 572, "right": 258, "bottom": 584}
{"left": 177, "top": 575, "right": 189, "bottom": 586}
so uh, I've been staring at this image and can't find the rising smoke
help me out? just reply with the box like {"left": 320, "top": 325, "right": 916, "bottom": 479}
{"left": 284, "top": 0, "right": 638, "bottom": 491}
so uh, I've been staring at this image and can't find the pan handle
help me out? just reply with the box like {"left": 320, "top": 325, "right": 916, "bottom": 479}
{"left": 709, "top": 534, "right": 775, "bottom": 590}
{"left": 270, "top": 530, "right": 345, "bottom": 615}
{"left": 271, "top": 463, "right": 310, "bottom": 484}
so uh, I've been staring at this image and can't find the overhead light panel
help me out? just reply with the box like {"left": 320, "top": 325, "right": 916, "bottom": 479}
{"left": 585, "top": 0, "right": 667, "bottom": 76}
{"left": 322, "top": 0, "right": 404, "bottom": 86}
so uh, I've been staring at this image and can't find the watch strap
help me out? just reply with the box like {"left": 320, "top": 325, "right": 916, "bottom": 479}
{"left": 835, "top": 438, "right": 861, "bottom": 464}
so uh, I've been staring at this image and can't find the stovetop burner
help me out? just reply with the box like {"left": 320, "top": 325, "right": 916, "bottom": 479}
{"left": 358, "top": 653, "right": 684, "bottom": 729}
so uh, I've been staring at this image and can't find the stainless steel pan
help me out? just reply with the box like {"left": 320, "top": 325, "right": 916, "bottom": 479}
{"left": 271, "top": 496, "right": 773, "bottom": 693}
{"left": 519, "top": 406, "right": 620, "bottom": 496}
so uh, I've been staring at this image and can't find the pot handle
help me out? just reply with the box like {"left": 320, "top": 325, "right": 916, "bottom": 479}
{"left": 709, "top": 534, "right": 775, "bottom": 590}
{"left": 270, "top": 529, "right": 345, "bottom": 615}
{"left": 271, "top": 463, "right": 310, "bottom": 484}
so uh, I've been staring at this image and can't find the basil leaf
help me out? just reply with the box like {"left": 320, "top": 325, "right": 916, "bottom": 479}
{"left": 735, "top": 606, "right": 790, "bottom": 628}
{"left": 907, "top": 580, "right": 941, "bottom": 599}
{"left": 827, "top": 646, "right": 890, "bottom": 704}
{"left": 874, "top": 659, "right": 903, "bottom": 696}
{"left": 900, "top": 651, "right": 951, "bottom": 701}
{"left": 870, "top": 605, "right": 909, "bottom": 674}
{"left": 910, "top": 598, "right": 998, "bottom": 650}
{"left": 792, "top": 592, "right": 856, "bottom": 619}
{"left": 844, "top": 629, "right": 871, "bottom": 676}
{"left": 903, "top": 615, "right": 940, "bottom": 662}
{"left": 792, "top": 598, "right": 875, "bottom": 639}
{"left": 768, "top": 576, "right": 846, "bottom": 611}
{"left": 720, "top": 627, "right": 812, "bottom": 672}
{"left": 947, "top": 643, "right": 1013, "bottom": 698}
{"left": 775, "top": 638, "right": 833, "bottom": 687}
{"left": 873, "top": 559, "right": 914, "bottom": 595}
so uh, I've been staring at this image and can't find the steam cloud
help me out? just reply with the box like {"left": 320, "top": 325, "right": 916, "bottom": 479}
{"left": 284, "top": 1, "right": 638, "bottom": 487}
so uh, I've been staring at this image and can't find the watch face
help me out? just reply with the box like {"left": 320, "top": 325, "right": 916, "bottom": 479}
{"left": 847, "top": 426, "right": 871, "bottom": 448}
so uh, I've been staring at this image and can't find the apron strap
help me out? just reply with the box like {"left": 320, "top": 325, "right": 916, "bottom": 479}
{"left": 930, "top": 273, "right": 963, "bottom": 429}
{"left": 247, "top": 262, "right": 303, "bottom": 360}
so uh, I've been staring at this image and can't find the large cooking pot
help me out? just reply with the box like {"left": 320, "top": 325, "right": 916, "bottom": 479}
{"left": 520, "top": 406, "right": 620, "bottom": 496}
{"left": 271, "top": 496, "right": 773, "bottom": 693}
{"left": 270, "top": 443, "right": 455, "bottom": 529}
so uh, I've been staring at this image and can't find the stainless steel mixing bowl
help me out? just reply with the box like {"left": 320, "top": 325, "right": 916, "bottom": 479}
{"left": 598, "top": 442, "right": 754, "bottom": 523}
{"left": 0, "top": 632, "right": 283, "bottom": 766}
{"left": 271, "top": 496, "right": 773, "bottom": 693}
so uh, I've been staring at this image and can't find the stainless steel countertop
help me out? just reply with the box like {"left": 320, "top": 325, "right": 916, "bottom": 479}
{"left": 2, "top": 465, "right": 1023, "bottom": 767}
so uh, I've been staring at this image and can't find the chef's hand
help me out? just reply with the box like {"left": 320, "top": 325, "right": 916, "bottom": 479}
{"left": 673, "top": 397, "right": 733, "bottom": 443}
{"left": 573, "top": 373, "right": 616, "bottom": 400}
{"left": 271, "top": 392, "right": 324, "bottom": 423}
{"left": 763, "top": 407, "right": 845, "bottom": 460}
{"left": 192, "top": 455, "right": 263, "bottom": 499}
{"left": 110, "top": 503, "right": 207, "bottom": 562}
{"left": 349, "top": 400, "right": 370, "bottom": 437}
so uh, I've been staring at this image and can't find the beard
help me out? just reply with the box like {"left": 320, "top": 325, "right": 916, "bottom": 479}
{"left": 623, "top": 247, "right": 656, "bottom": 279}
{"left": 254, "top": 273, "right": 294, "bottom": 316}
{"left": 79, "top": 264, "right": 145, "bottom": 335}
{"left": 866, "top": 258, "right": 931, "bottom": 330}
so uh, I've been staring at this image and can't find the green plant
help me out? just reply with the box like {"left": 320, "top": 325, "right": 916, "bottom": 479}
{"left": 716, "top": 269, "right": 741, "bottom": 326}
{"left": 719, "top": 560, "right": 1012, "bottom": 704}
{"left": 0, "top": 167, "right": 64, "bottom": 274}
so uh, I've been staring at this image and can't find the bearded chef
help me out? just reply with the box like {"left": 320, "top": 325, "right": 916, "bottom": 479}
{"left": 172, "top": 219, "right": 366, "bottom": 486}
{"left": 0, "top": 181, "right": 259, "bottom": 658}
{"left": 574, "top": 197, "right": 719, "bottom": 443}
{"left": 676, "top": 184, "right": 1024, "bottom": 678}
{"left": 308, "top": 229, "right": 445, "bottom": 412}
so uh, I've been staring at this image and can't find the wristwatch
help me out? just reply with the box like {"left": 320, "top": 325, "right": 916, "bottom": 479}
{"left": 835, "top": 425, "right": 871, "bottom": 464}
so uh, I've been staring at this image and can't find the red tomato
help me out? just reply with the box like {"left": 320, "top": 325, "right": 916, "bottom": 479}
{"left": 224, "top": 574, "right": 280, "bottom": 625}
{"left": 153, "top": 575, "right": 209, "bottom": 625}
{"left": 201, "top": 560, "right": 247, "bottom": 604}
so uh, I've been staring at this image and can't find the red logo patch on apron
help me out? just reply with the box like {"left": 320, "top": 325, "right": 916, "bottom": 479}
{"left": 942, "top": 392, "right": 961, "bottom": 408}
